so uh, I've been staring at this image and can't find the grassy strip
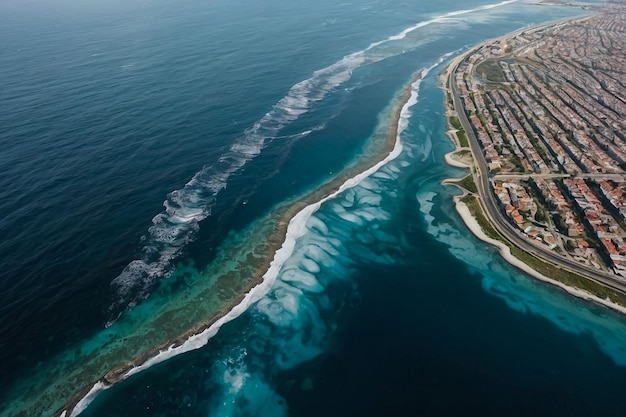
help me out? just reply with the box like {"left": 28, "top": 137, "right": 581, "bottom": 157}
{"left": 460, "top": 195, "right": 626, "bottom": 307}
{"left": 448, "top": 114, "right": 469, "bottom": 147}
{"left": 458, "top": 175, "right": 478, "bottom": 194}
{"left": 456, "top": 129, "right": 469, "bottom": 147}
{"left": 450, "top": 115, "right": 463, "bottom": 130}
{"left": 509, "top": 246, "right": 626, "bottom": 306}
{"left": 461, "top": 195, "right": 500, "bottom": 240}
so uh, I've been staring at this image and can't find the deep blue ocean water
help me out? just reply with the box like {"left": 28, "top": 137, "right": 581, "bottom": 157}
{"left": 2, "top": 0, "right": 626, "bottom": 416}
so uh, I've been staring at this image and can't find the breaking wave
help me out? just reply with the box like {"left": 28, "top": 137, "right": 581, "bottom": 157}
{"left": 107, "top": 0, "right": 519, "bottom": 323}
{"left": 65, "top": 52, "right": 448, "bottom": 417}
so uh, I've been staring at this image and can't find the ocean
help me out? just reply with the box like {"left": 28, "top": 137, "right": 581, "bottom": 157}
{"left": 2, "top": 0, "right": 626, "bottom": 416}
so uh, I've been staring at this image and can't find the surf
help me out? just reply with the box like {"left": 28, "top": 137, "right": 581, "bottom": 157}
{"left": 67, "top": 53, "right": 450, "bottom": 417}
{"left": 106, "top": 0, "right": 520, "bottom": 322}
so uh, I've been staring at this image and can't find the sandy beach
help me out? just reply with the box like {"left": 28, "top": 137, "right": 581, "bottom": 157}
{"left": 454, "top": 198, "right": 626, "bottom": 315}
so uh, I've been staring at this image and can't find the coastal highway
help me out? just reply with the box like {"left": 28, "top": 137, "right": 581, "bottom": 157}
{"left": 446, "top": 53, "right": 626, "bottom": 295}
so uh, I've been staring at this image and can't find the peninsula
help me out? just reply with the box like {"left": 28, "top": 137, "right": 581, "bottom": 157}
{"left": 443, "top": 3, "right": 626, "bottom": 309}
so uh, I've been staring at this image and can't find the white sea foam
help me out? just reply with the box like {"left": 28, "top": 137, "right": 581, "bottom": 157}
{"left": 107, "top": 0, "right": 518, "bottom": 318}
{"left": 342, "top": 188, "right": 357, "bottom": 206}
{"left": 210, "top": 360, "right": 288, "bottom": 417}
{"left": 386, "top": 164, "right": 401, "bottom": 173}
{"left": 224, "top": 367, "right": 248, "bottom": 395}
{"left": 357, "top": 207, "right": 389, "bottom": 222}
{"left": 116, "top": 55, "right": 431, "bottom": 383}
{"left": 371, "top": 171, "right": 393, "bottom": 181}
{"left": 360, "top": 193, "right": 384, "bottom": 207}
{"left": 304, "top": 244, "right": 330, "bottom": 263}
{"left": 336, "top": 211, "right": 365, "bottom": 225}
{"left": 280, "top": 269, "right": 323, "bottom": 293}
{"left": 310, "top": 238, "right": 341, "bottom": 257}
{"left": 306, "top": 216, "right": 329, "bottom": 235}
{"left": 74, "top": 0, "right": 523, "bottom": 410}
{"left": 279, "top": 285, "right": 304, "bottom": 308}
{"left": 301, "top": 258, "right": 321, "bottom": 274}
{"left": 68, "top": 382, "right": 108, "bottom": 417}
{"left": 356, "top": 178, "right": 378, "bottom": 191}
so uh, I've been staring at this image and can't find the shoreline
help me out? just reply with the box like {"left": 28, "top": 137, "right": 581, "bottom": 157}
{"left": 440, "top": 16, "right": 626, "bottom": 316}
{"left": 6, "top": 6, "right": 612, "bottom": 417}
{"left": 55, "top": 65, "right": 427, "bottom": 417}
{"left": 454, "top": 197, "right": 626, "bottom": 315}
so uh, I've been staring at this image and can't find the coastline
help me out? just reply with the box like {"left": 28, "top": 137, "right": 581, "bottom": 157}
{"left": 6, "top": 2, "right": 624, "bottom": 416}
{"left": 454, "top": 197, "right": 626, "bottom": 315}
{"left": 440, "top": 16, "right": 626, "bottom": 316}
{"left": 53, "top": 66, "right": 428, "bottom": 417}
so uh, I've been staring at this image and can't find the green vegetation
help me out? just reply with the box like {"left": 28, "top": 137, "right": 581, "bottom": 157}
{"left": 449, "top": 115, "right": 463, "bottom": 130}
{"left": 552, "top": 212, "right": 569, "bottom": 236}
{"left": 461, "top": 195, "right": 500, "bottom": 240}
{"left": 528, "top": 178, "right": 555, "bottom": 211}
{"left": 448, "top": 115, "right": 469, "bottom": 147}
{"left": 509, "top": 153, "right": 525, "bottom": 172}
{"left": 458, "top": 175, "right": 478, "bottom": 194}
{"left": 509, "top": 246, "right": 626, "bottom": 307}
{"left": 566, "top": 239, "right": 577, "bottom": 252}
{"left": 535, "top": 205, "right": 549, "bottom": 223}
{"left": 460, "top": 194, "right": 626, "bottom": 308}
{"left": 476, "top": 59, "right": 507, "bottom": 83}
{"left": 456, "top": 129, "right": 469, "bottom": 147}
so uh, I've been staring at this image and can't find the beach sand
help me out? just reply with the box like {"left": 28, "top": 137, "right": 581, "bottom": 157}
{"left": 454, "top": 199, "right": 626, "bottom": 315}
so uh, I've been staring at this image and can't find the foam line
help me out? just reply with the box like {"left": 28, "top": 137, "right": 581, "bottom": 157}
{"left": 106, "top": 0, "right": 518, "bottom": 319}
{"left": 67, "top": 382, "right": 108, "bottom": 417}
{"left": 69, "top": 50, "right": 456, "bottom": 417}
{"left": 366, "top": 0, "right": 517, "bottom": 47}
{"left": 125, "top": 54, "right": 449, "bottom": 389}
{"left": 72, "top": 0, "right": 518, "bottom": 410}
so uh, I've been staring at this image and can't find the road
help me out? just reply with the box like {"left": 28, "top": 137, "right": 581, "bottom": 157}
{"left": 446, "top": 55, "right": 626, "bottom": 295}
{"left": 493, "top": 173, "right": 625, "bottom": 181}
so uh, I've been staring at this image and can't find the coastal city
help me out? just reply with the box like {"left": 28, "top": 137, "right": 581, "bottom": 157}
{"left": 449, "top": 4, "right": 626, "bottom": 282}
{"left": 7, "top": 1, "right": 626, "bottom": 417}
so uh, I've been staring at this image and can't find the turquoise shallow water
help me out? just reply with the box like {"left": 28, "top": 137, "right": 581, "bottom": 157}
{"left": 2, "top": 0, "right": 625, "bottom": 415}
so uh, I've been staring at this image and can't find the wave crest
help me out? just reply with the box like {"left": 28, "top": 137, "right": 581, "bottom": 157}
{"left": 107, "top": 0, "right": 518, "bottom": 322}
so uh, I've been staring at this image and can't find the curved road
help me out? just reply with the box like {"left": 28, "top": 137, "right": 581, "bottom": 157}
{"left": 447, "top": 55, "right": 626, "bottom": 295}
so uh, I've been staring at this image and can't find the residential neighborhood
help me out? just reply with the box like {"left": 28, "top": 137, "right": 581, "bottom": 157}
{"left": 452, "top": 5, "right": 626, "bottom": 277}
